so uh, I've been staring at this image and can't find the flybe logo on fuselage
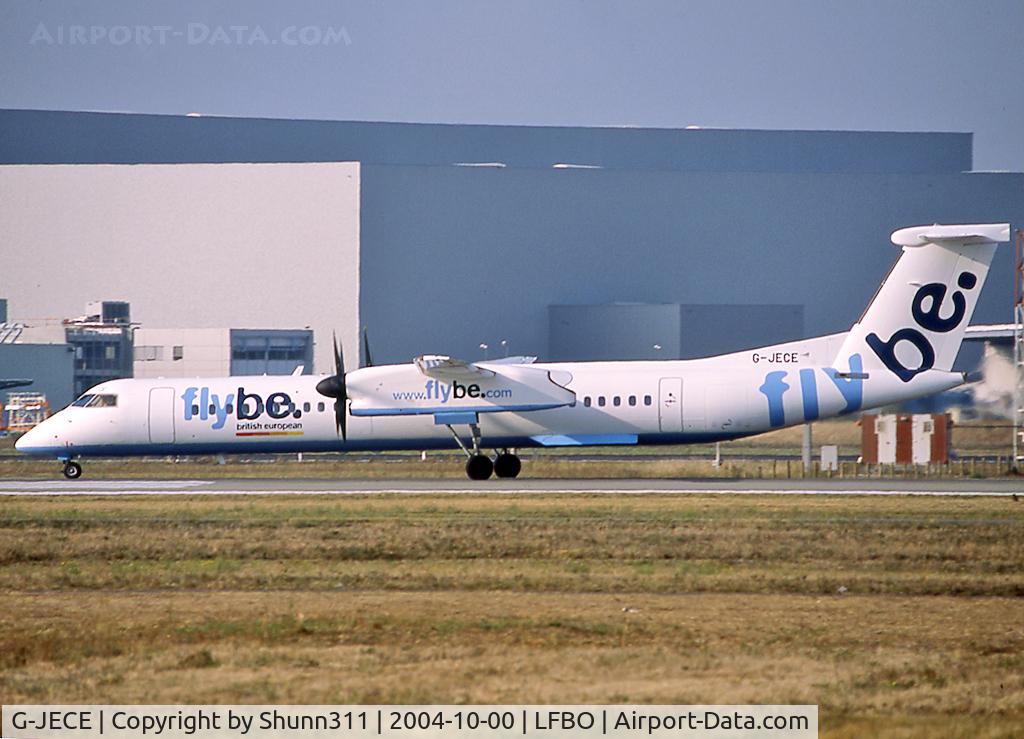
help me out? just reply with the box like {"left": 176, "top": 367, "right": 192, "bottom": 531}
{"left": 181, "top": 386, "right": 302, "bottom": 429}
{"left": 391, "top": 380, "right": 514, "bottom": 403}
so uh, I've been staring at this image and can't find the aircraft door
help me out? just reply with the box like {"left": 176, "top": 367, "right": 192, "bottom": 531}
{"left": 658, "top": 377, "right": 683, "bottom": 433}
{"left": 148, "top": 387, "right": 176, "bottom": 443}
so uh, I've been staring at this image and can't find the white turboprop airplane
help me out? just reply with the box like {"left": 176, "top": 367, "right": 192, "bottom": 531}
{"left": 17, "top": 223, "right": 1011, "bottom": 480}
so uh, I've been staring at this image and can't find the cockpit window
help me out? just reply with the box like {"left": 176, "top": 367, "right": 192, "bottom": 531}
{"left": 72, "top": 393, "right": 117, "bottom": 408}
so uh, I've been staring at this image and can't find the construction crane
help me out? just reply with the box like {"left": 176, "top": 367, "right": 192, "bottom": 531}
{"left": 1015, "top": 229, "right": 1023, "bottom": 469}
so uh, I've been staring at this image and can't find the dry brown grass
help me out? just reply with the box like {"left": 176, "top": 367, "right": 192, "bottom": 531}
{"left": 2, "top": 494, "right": 1023, "bottom": 738}
{"left": 1, "top": 495, "right": 1023, "bottom": 596}
{"left": 3, "top": 591, "right": 1023, "bottom": 737}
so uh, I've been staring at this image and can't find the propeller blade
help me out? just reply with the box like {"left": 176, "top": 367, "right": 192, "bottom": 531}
{"left": 315, "top": 331, "right": 347, "bottom": 441}
{"left": 362, "top": 327, "right": 374, "bottom": 368}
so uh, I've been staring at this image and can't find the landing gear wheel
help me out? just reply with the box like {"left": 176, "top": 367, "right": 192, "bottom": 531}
{"left": 62, "top": 461, "right": 82, "bottom": 480}
{"left": 465, "top": 454, "right": 494, "bottom": 480}
{"left": 493, "top": 453, "right": 522, "bottom": 479}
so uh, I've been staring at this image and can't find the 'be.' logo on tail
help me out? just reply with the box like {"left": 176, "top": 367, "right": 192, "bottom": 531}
{"left": 866, "top": 271, "right": 977, "bottom": 383}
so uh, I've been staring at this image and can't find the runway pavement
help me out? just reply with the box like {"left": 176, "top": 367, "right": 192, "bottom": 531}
{"left": 0, "top": 477, "right": 1019, "bottom": 496}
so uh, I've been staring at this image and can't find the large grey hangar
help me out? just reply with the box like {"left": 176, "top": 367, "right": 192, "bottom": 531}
{"left": 1, "top": 109, "right": 1021, "bottom": 373}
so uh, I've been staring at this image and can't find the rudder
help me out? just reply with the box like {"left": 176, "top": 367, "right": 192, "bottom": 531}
{"left": 833, "top": 223, "right": 1010, "bottom": 382}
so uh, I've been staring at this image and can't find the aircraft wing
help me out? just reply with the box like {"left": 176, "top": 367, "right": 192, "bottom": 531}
{"left": 414, "top": 355, "right": 496, "bottom": 379}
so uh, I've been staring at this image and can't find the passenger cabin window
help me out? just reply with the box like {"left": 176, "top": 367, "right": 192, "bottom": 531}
{"left": 303, "top": 402, "right": 311, "bottom": 413}
{"left": 628, "top": 395, "right": 637, "bottom": 406}
{"left": 644, "top": 395, "right": 653, "bottom": 406}
{"left": 72, "top": 394, "right": 117, "bottom": 408}
{"left": 613, "top": 396, "right": 621, "bottom": 407}
{"left": 598, "top": 396, "right": 606, "bottom": 407}
{"left": 583, "top": 396, "right": 591, "bottom": 407}
{"left": 317, "top": 402, "right": 325, "bottom": 412}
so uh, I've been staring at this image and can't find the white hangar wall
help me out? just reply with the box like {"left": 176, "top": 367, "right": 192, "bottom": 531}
{"left": 0, "top": 162, "right": 362, "bottom": 372}
{"left": 357, "top": 165, "right": 1023, "bottom": 365}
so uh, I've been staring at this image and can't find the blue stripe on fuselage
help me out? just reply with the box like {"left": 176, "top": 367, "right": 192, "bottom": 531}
{"left": 16, "top": 430, "right": 748, "bottom": 459}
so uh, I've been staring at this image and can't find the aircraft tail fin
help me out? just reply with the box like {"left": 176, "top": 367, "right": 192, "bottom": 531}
{"left": 833, "top": 223, "right": 1010, "bottom": 381}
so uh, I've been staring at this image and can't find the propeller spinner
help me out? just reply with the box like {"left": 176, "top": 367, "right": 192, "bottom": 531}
{"left": 315, "top": 333, "right": 347, "bottom": 440}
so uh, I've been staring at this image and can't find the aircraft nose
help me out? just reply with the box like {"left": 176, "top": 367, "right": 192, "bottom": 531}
{"left": 14, "top": 425, "right": 36, "bottom": 451}
{"left": 15, "top": 418, "right": 51, "bottom": 453}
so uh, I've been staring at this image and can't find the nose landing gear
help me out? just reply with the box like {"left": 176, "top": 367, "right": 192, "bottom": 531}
{"left": 61, "top": 460, "right": 83, "bottom": 479}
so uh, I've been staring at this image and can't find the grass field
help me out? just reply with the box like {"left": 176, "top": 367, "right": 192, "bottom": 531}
{"left": 2, "top": 492, "right": 1023, "bottom": 737}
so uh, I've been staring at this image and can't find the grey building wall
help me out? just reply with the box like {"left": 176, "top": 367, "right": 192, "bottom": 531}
{"left": 0, "top": 344, "right": 75, "bottom": 410}
{"left": 358, "top": 165, "right": 1022, "bottom": 364}
{"left": 548, "top": 303, "right": 804, "bottom": 360}
{"left": 0, "top": 109, "right": 972, "bottom": 173}
{"left": 679, "top": 305, "right": 804, "bottom": 358}
{"left": 549, "top": 304, "right": 682, "bottom": 361}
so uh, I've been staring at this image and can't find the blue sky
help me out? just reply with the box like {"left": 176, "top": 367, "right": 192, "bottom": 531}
{"left": 2, "top": 0, "right": 1023, "bottom": 170}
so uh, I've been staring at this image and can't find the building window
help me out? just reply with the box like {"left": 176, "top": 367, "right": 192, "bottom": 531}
{"left": 173, "top": 345, "right": 184, "bottom": 361}
{"left": 135, "top": 345, "right": 164, "bottom": 361}
{"left": 628, "top": 395, "right": 637, "bottom": 406}
{"left": 644, "top": 395, "right": 652, "bottom": 406}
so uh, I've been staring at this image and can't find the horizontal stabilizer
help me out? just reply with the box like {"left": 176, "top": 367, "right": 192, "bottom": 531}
{"left": 891, "top": 223, "right": 1010, "bottom": 248}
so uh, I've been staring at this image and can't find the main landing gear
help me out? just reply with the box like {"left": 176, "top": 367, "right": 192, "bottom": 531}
{"left": 493, "top": 452, "right": 522, "bottom": 479}
{"left": 61, "top": 460, "right": 83, "bottom": 479}
{"left": 465, "top": 451, "right": 521, "bottom": 480}
{"left": 445, "top": 423, "right": 521, "bottom": 480}
{"left": 465, "top": 454, "right": 494, "bottom": 481}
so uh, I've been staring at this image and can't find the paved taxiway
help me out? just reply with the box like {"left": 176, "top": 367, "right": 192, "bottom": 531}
{"left": 0, "top": 478, "right": 1019, "bottom": 496}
